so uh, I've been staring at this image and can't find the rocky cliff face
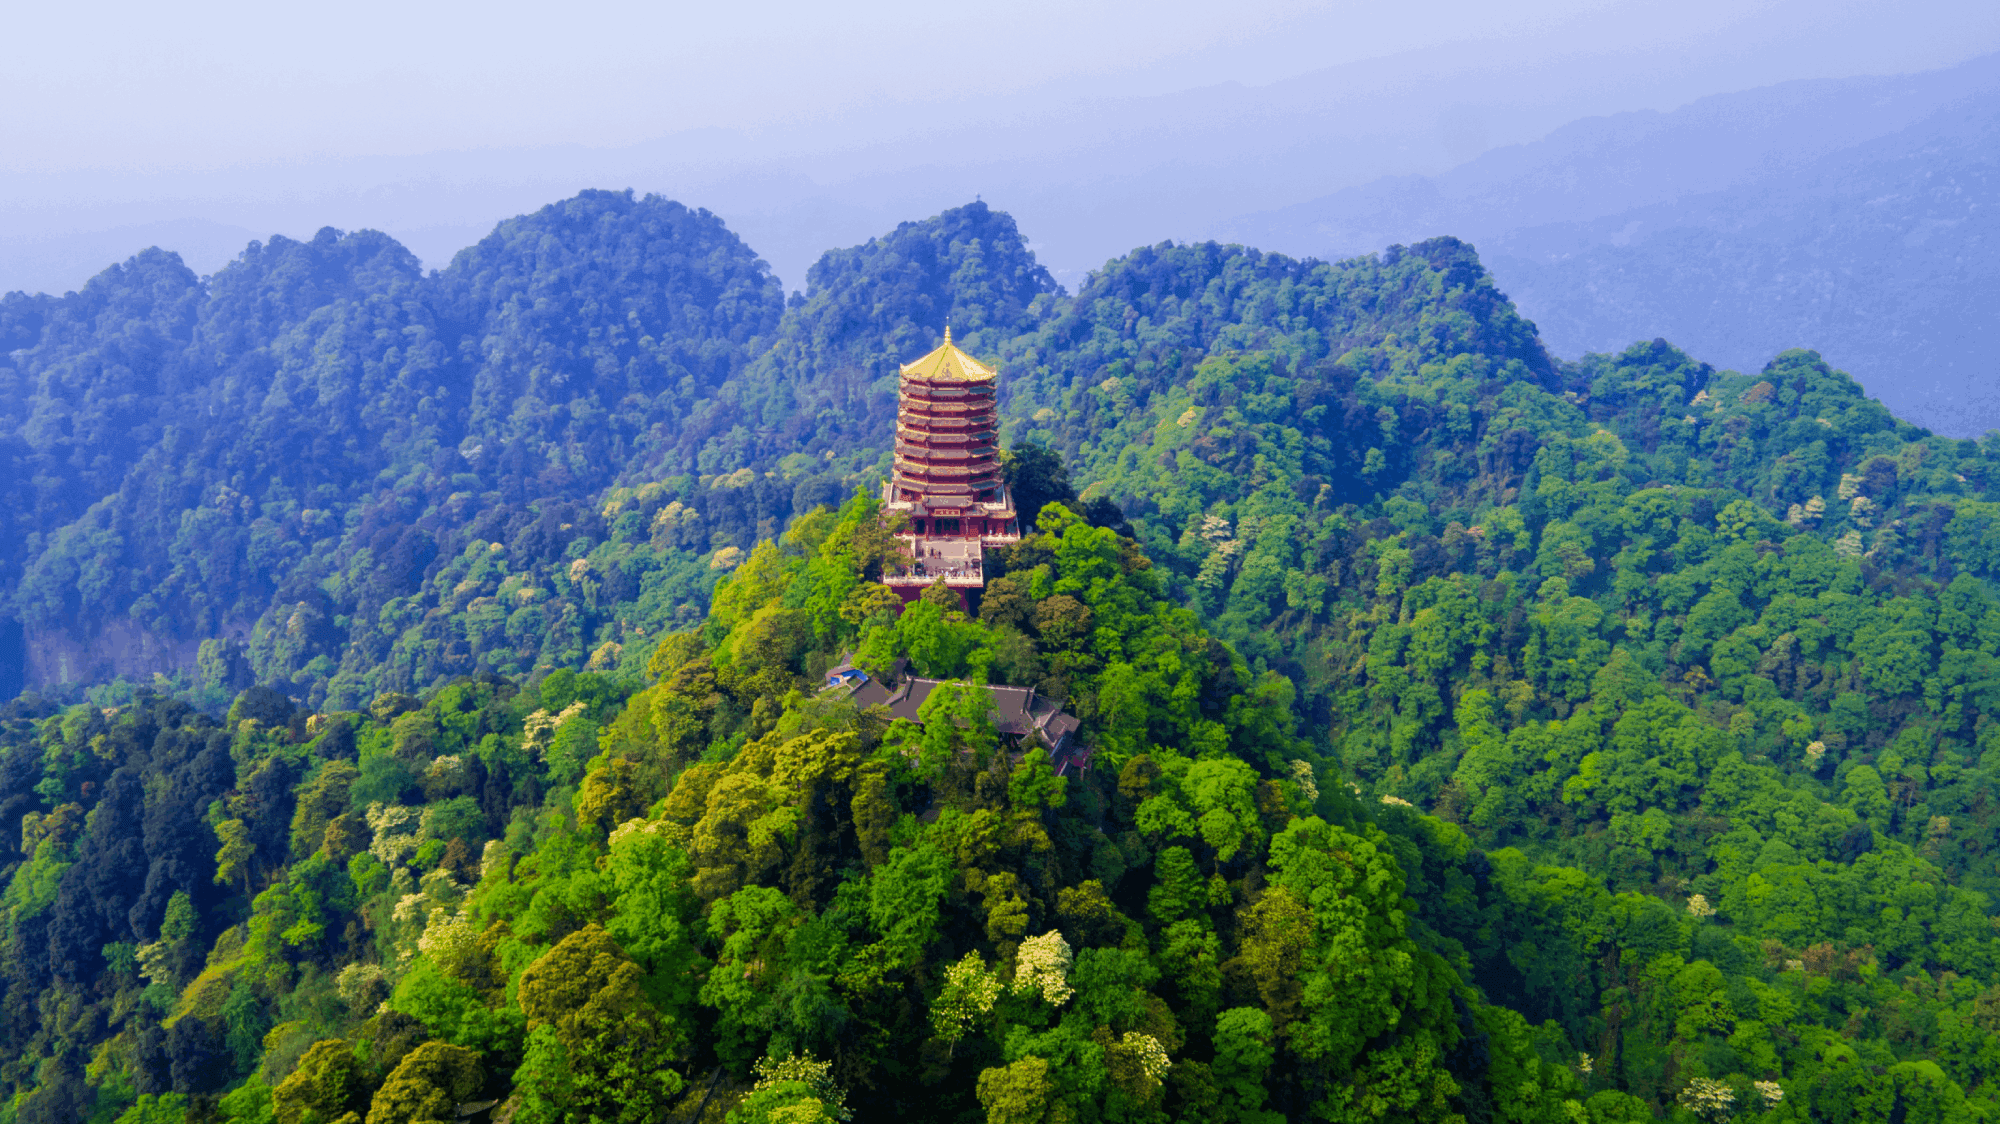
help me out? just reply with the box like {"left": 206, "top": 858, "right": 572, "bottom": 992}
{"left": 24, "top": 619, "right": 205, "bottom": 692}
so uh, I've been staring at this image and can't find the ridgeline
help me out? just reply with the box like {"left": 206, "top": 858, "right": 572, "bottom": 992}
{"left": 0, "top": 193, "right": 1995, "bottom": 1124}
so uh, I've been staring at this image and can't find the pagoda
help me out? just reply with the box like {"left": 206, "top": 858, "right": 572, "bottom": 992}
{"left": 881, "top": 328, "right": 1020, "bottom": 600}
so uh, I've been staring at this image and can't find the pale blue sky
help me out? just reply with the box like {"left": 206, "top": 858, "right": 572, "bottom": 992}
{"left": 5, "top": 0, "right": 1993, "bottom": 167}
{"left": 2, "top": 0, "right": 1997, "bottom": 292}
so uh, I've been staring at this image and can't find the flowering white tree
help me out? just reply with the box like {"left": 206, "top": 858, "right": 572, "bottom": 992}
{"left": 1679, "top": 1077, "right": 1735, "bottom": 1122}
{"left": 1013, "top": 930, "right": 1074, "bottom": 1005}
{"left": 931, "top": 952, "right": 1002, "bottom": 1048}
{"left": 1120, "top": 1032, "right": 1170, "bottom": 1082}
{"left": 751, "top": 1051, "right": 852, "bottom": 1122}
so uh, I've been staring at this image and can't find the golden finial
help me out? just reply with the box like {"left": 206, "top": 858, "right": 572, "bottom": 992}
{"left": 944, "top": 323, "right": 952, "bottom": 346}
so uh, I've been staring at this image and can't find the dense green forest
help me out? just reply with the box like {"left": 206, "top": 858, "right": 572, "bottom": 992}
{"left": 1, "top": 194, "right": 1998, "bottom": 1123}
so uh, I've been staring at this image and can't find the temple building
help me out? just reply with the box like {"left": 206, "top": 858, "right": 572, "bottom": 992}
{"left": 881, "top": 328, "right": 1019, "bottom": 599}
{"left": 821, "top": 656, "right": 1091, "bottom": 776}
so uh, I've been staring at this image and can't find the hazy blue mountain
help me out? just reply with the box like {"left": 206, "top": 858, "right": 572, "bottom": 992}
{"left": 1219, "top": 53, "right": 2000, "bottom": 434}
{"left": 13, "top": 36, "right": 1996, "bottom": 299}
{"left": 1485, "top": 91, "right": 2000, "bottom": 435}
{"left": 1220, "top": 54, "right": 2000, "bottom": 254}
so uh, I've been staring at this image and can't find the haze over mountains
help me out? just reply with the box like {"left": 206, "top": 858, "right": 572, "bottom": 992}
{"left": 10, "top": 8, "right": 2000, "bottom": 1122}
{"left": 8, "top": 44, "right": 2000, "bottom": 435}
{"left": 1226, "top": 52, "right": 2000, "bottom": 435}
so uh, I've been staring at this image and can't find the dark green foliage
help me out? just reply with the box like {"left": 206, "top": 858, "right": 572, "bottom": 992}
{"left": 733, "top": 200, "right": 1061, "bottom": 454}
{"left": 0, "top": 193, "right": 788, "bottom": 706}
{"left": 1001, "top": 441, "right": 1075, "bottom": 531}
{"left": 2, "top": 196, "right": 1999, "bottom": 1123}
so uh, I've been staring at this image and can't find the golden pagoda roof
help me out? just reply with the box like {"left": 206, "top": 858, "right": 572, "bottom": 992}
{"left": 899, "top": 326, "right": 996, "bottom": 382}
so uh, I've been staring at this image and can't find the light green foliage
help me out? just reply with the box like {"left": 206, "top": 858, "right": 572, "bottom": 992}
{"left": 514, "top": 924, "right": 686, "bottom": 1122}
{"left": 700, "top": 883, "right": 838, "bottom": 1065}
{"left": 363, "top": 1041, "right": 481, "bottom": 1124}
{"left": 915, "top": 681, "right": 998, "bottom": 771}
{"left": 274, "top": 1038, "right": 366, "bottom": 1124}
{"left": 976, "top": 1057, "right": 1058, "bottom": 1124}
{"left": 1211, "top": 1008, "right": 1281, "bottom": 1124}
{"left": 867, "top": 843, "right": 954, "bottom": 966}
{"left": 6, "top": 212, "right": 2000, "bottom": 1124}
{"left": 509, "top": 1026, "right": 579, "bottom": 1124}
{"left": 931, "top": 952, "right": 1003, "bottom": 1045}
{"left": 1007, "top": 747, "right": 1067, "bottom": 813}
{"left": 116, "top": 1095, "right": 191, "bottom": 1124}
{"left": 728, "top": 1053, "right": 852, "bottom": 1124}
{"left": 218, "top": 1079, "right": 277, "bottom": 1124}
{"left": 603, "top": 826, "right": 705, "bottom": 1012}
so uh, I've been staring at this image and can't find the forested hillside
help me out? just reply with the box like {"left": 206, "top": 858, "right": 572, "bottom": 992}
{"left": 1, "top": 196, "right": 1998, "bottom": 1124}
{"left": 0, "top": 194, "right": 1056, "bottom": 706}
{"left": 0, "top": 192, "right": 793, "bottom": 701}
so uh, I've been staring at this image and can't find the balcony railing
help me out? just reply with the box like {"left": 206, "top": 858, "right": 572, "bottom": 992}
{"left": 897, "top": 429, "right": 997, "bottom": 447}
{"left": 903, "top": 403, "right": 996, "bottom": 417}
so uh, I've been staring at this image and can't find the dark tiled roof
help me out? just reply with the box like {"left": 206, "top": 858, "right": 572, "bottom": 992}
{"left": 886, "top": 680, "right": 935, "bottom": 724}
{"left": 1042, "top": 712, "right": 1080, "bottom": 746}
{"left": 873, "top": 677, "right": 1082, "bottom": 752}
{"left": 850, "top": 679, "right": 896, "bottom": 710}
{"left": 834, "top": 652, "right": 1085, "bottom": 760}
{"left": 986, "top": 686, "right": 1038, "bottom": 736}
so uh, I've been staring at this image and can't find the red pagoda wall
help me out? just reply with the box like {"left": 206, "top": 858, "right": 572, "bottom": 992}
{"left": 894, "top": 374, "right": 1000, "bottom": 503}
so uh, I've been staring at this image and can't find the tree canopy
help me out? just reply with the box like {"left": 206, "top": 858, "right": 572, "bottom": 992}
{"left": 1, "top": 198, "right": 1997, "bottom": 1124}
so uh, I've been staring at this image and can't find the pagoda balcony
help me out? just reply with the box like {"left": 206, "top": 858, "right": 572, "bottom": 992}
{"left": 904, "top": 492, "right": 1002, "bottom": 504}
{"left": 899, "top": 467, "right": 1000, "bottom": 480}
{"left": 881, "top": 571, "right": 985, "bottom": 588}
{"left": 902, "top": 406, "right": 995, "bottom": 418}
{"left": 900, "top": 385, "right": 988, "bottom": 400}
{"left": 902, "top": 445, "right": 993, "bottom": 456}
{"left": 899, "top": 486, "right": 1002, "bottom": 498}
{"left": 899, "top": 464, "right": 997, "bottom": 476}
{"left": 904, "top": 424, "right": 994, "bottom": 436}
{"left": 897, "top": 428, "right": 995, "bottom": 444}
{"left": 898, "top": 428, "right": 996, "bottom": 442}
{"left": 901, "top": 427, "right": 992, "bottom": 437}
{"left": 903, "top": 407, "right": 994, "bottom": 418}
{"left": 898, "top": 447, "right": 998, "bottom": 461}
{"left": 898, "top": 446, "right": 998, "bottom": 459}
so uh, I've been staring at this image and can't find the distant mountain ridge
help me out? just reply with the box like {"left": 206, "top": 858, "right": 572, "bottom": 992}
{"left": 2, "top": 180, "right": 1989, "bottom": 717}
{"left": 1221, "top": 53, "right": 2000, "bottom": 254}
{"left": 1219, "top": 52, "right": 2000, "bottom": 434}
{"left": 8, "top": 193, "right": 2000, "bottom": 1124}
{"left": 0, "top": 192, "right": 789, "bottom": 699}
{"left": 0, "top": 196, "right": 1055, "bottom": 700}
{"left": 1485, "top": 89, "right": 2000, "bottom": 436}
